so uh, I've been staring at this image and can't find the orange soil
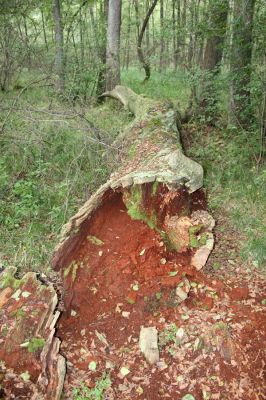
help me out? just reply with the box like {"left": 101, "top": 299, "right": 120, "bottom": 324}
{"left": 57, "top": 190, "right": 266, "bottom": 400}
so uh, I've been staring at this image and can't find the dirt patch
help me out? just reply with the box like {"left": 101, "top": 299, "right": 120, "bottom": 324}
{"left": 54, "top": 188, "right": 266, "bottom": 400}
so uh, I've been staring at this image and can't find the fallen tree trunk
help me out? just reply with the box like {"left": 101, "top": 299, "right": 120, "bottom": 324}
{"left": 52, "top": 86, "right": 214, "bottom": 274}
{"left": 0, "top": 86, "right": 214, "bottom": 398}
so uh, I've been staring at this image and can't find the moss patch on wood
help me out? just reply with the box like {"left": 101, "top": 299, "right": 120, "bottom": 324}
{"left": 26, "top": 338, "right": 45, "bottom": 353}
{"left": 189, "top": 225, "right": 207, "bottom": 248}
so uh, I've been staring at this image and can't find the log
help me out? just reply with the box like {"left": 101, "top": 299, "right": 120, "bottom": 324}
{"left": 0, "top": 86, "right": 214, "bottom": 397}
{"left": 52, "top": 86, "right": 213, "bottom": 272}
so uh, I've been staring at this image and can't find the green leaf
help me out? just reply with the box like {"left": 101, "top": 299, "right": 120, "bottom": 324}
{"left": 88, "top": 361, "right": 97, "bottom": 371}
{"left": 168, "top": 271, "right": 178, "bottom": 277}
{"left": 20, "top": 371, "right": 30, "bottom": 382}
{"left": 182, "top": 395, "right": 195, "bottom": 400}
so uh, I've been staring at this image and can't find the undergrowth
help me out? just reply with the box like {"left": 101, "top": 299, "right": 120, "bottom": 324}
{"left": 185, "top": 123, "right": 266, "bottom": 267}
{"left": 72, "top": 374, "right": 111, "bottom": 400}
{"left": 0, "top": 84, "right": 131, "bottom": 274}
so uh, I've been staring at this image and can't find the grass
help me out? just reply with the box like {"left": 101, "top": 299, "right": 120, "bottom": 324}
{"left": 0, "top": 67, "right": 264, "bottom": 275}
{"left": 0, "top": 84, "right": 131, "bottom": 274}
{"left": 72, "top": 373, "right": 111, "bottom": 400}
{"left": 185, "top": 123, "right": 266, "bottom": 267}
{"left": 121, "top": 67, "right": 190, "bottom": 109}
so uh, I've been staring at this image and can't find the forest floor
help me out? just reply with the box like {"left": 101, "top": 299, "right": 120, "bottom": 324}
{"left": 56, "top": 189, "right": 266, "bottom": 400}
{"left": 0, "top": 70, "right": 265, "bottom": 399}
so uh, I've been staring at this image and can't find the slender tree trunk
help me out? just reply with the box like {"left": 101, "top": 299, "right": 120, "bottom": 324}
{"left": 105, "top": 0, "right": 122, "bottom": 90}
{"left": 199, "top": 0, "right": 229, "bottom": 120}
{"left": 79, "top": 8, "right": 85, "bottom": 69}
{"left": 159, "top": 0, "right": 164, "bottom": 72}
{"left": 172, "top": 0, "right": 179, "bottom": 69}
{"left": 146, "top": 0, "right": 150, "bottom": 51}
{"left": 41, "top": 9, "right": 49, "bottom": 52}
{"left": 181, "top": 0, "right": 187, "bottom": 68}
{"left": 136, "top": 0, "right": 158, "bottom": 81}
{"left": 125, "top": 1, "right": 132, "bottom": 70}
{"left": 23, "top": 16, "right": 31, "bottom": 67}
{"left": 229, "top": 0, "right": 256, "bottom": 127}
{"left": 90, "top": 3, "right": 108, "bottom": 97}
{"left": 52, "top": 0, "right": 65, "bottom": 92}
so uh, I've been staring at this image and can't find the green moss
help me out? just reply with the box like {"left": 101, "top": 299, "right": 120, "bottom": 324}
{"left": 212, "top": 322, "right": 228, "bottom": 333}
{"left": 72, "top": 263, "right": 79, "bottom": 282}
{"left": 148, "top": 117, "right": 162, "bottom": 129}
{"left": 27, "top": 337, "right": 45, "bottom": 353}
{"left": 87, "top": 235, "right": 104, "bottom": 246}
{"left": 189, "top": 224, "right": 206, "bottom": 248}
{"left": 1, "top": 325, "right": 9, "bottom": 337}
{"left": 0, "top": 272, "right": 22, "bottom": 290}
{"left": 128, "top": 144, "right": 137, "bottom": 159}
{"left": 10, "top": 308, "right": 26, "bottom": 319}
{"left": 63, "top": 262, "right": 73, "bottom": 278}
{"left": 151, "top": 181, "right": 160, "bottom": 197}
{"left": 63, "top": 261, "right": 79, "bottom": 282}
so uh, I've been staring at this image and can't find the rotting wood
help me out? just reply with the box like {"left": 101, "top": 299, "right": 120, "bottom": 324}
{"left": 0, "top": 86, "right": 214, "bottom": 398}
{"left": 52, "top": 86, "right": 211, "bottom": 271}
{"left": 0, "top": 267, "right": 65, "bottom": 399}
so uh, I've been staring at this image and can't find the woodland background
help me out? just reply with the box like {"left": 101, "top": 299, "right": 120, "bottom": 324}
{"left": 0, "top": 0, "right": 265, "bottom": 274}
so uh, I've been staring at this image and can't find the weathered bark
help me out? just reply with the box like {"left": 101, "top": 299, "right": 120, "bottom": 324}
{"left": 0, "top": 267, "right": 65, "bottom": 399}
{"left": 199, "top": 0, "right": 229, "bottom": 120}
{"left": 52, "top": 0, "right": 64, "bottom": 92}
{"left": 229, "top": 0, "right": 256, "bottom": 127}
{"left": 52, "top": 86, "right": 214, "bottom": 273}
{"left": 159, "top": 0, "right": 164, "bottom": 72}
{"left": 90, "top": 2, "right": 108, "bottom": 97}
{"left": 105, "top": 0, "right": 122, "bottom": 90}
{"left": 136, "top": 0, "right": 158, "bottom": 82}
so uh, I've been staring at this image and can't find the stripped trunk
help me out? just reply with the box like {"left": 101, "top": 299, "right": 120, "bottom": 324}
{"left": 52, "top": 0, "right": 64, "bottom": 92}
{"left": 105, "top": 0, "right": 122, "bottom": 90}
{"left": 229, "top": 0, "right": 256, "bottom": 127}
{"left": 199, "top": 0, "right": 229, "bottom": 121}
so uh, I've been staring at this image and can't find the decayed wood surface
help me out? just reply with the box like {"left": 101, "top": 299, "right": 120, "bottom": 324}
{"left": 0, "top": 267, "right": 65, "bottom": 399}
{"left": 0, "top": 86, "right": 213, "bottom": 399}
{"left": 52, "top": 86, "right": 204, "bottom": 270}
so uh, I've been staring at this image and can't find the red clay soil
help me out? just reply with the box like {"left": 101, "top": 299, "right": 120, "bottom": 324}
{"left": 57, "top": 191, "right": 266, "bottom": 400}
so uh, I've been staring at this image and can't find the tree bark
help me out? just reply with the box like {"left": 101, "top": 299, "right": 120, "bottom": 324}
{"left": 52, "top": 0, "right": 65, "bottom": 93}
{"left": 105, "top": 0, "right": 122, "bottom": 90}
{"left": 136, "top": 0, "right": 158, "bottom": 82}
{"left": 199, "top": 0, "right": 229, "bottom": 120}
{"left": 53, "top": 85, "right": 205, "bottom": 265}
{"left": 159, "top": 0, "right": 164, "bottom": 72}
{"left": 229, "top": 0, "right": 256, "bottom": 127}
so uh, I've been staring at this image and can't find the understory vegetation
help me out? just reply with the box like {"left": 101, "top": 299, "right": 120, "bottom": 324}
{"left": 0, "top": 68, "right": 265, "bottom": 273}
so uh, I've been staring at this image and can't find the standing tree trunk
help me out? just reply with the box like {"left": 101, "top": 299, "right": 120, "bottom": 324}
{"left": 229, "top": 0, "right": 256, "bottom": 127}
{"left": 199, "top": 0, "right": 229, "bottom": 120}
{"left": 159, "top": 0, "right": 164, "bottom": 72}
{"left": 125, "top": 1, "right": 132, "bottom": 70}
{"left": 52, "top": 0, "right": 65, "bottom": 93}
{"left": 105, "top": 0, "right": 122, "bottom": 90}
{"left": 90, "top": 1, "right": 108, "bottom": 98}
{"left": 136, "top": 0, "right": 158, "bottom": 82}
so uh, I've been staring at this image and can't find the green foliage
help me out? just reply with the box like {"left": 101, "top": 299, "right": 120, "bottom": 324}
{"left": 0, "top": 85, "right": 129, "bottom": 274}
{"left": 159, "top": 323, "right": 178, "bottom": 348}
{"left": 0, "top": 270, "right": 22, "bottom": 290}
{"left": 72, "top": 373, "right": 111, "bottom": 400}
{"left": 121, "top": 68, "right": 190, "bottom": 110}
{"left": 187, "top": 124, "right": 266, "bottom": 267}
{"left": 27, "top": 338, "right": 45, "bottom": 353}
